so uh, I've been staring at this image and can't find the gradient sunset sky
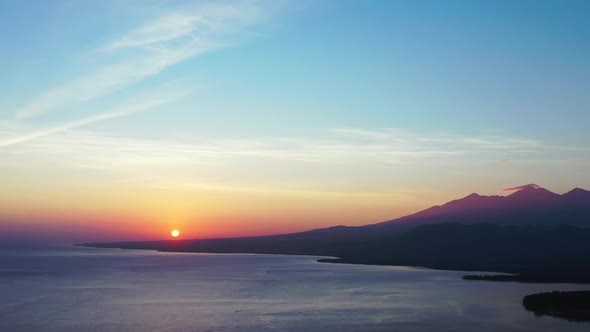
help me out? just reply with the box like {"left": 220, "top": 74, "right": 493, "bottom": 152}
{"left": 1, "top": 0, "right": 589, "bottom": 244}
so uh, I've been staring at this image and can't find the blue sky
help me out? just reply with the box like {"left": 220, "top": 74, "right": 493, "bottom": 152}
{"left": 1, "top": 0, "right": 589, "bottom": 136}
{"left": 2, "top": 0, "right": 588, "bottom": 138}
{"left": 0, "top": 0, "right": 589, "bottom": 241}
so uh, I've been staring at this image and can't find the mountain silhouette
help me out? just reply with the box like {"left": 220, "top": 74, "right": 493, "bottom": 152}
{"left": 83, "top": 184, "right": 590, "bottom": 245}
{"left": 248, "top": 184, "right": 590, "bottom": 239}
{"left": 562, "top": 187, "right": 590, "bottom": 203}
{"left": 80, "top": 184, "right": 590, "bottom": 282}
{"left": 505, "top": 184, "right": 560, "bottom": 203}
{"left": 363, "top": 184, "right": 590, "bottom": 233}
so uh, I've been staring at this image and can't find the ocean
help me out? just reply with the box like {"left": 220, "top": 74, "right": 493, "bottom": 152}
{"left": 0, "top": 247, "right": 587, "bottom": 332}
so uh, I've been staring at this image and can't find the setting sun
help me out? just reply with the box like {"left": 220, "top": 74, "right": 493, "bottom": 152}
{"left": 170, "top": 229, "right": 180, "bottom": 238}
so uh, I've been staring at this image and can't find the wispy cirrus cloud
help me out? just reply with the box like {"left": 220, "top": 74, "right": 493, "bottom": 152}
{"left": 2, "top": 79, "right": 192, "bottom": 148}
{"left": 105, "top": 2, "right": 268, "bottom": 51}
{"left": 0, "top": 127, "right": 565, "bottom": 167}
{"left": 2, "top": 98, "right": 166, "bottom": 148}
{"left": 14, "top": 1, "right": 275, "bottom": 120}
{"left": 2, "top": 127, "right": 585, "bottom": 196}
{"left": 502, "top": 184, "right": 542, "bottom": 192}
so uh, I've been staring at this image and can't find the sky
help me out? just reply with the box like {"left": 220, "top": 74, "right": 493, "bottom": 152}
{"left": 0, "top": 0, "right": 589, "bottom": 244}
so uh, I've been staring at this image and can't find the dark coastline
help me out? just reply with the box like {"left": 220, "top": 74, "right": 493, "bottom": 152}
{"left": 80, "top": 221, "right": 590, "bottom": 322}
{"left": 79, "top": 222, "right": 590, "bottom": 284}
{"left": 522, "top": 291, "right": 590, "bottom": 321}
{"left": 318, "top": 258, "right": 590, "bottom": 284}
{"left": 79, "top": 242, "right": 590, "bottom": 285}
{"left": 80, "top": 242, "right": 590, "bottom": 322}
{"left": 462, "top": 274, "right": 590, "bottom": 284}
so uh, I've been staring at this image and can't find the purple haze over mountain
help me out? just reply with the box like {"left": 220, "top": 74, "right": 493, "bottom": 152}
{"left": 374, "top": 184, "right": 590, "bottom": 229}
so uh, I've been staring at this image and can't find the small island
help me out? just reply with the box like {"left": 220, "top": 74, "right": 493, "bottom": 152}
{"left": 463, "top": 274, "right": 590, "bottom": 284}
{"left": 463, "top": 274, "right": 521, "bottom": 282}
{"left": 522, "top": 291, "right": 590, "bottom": 321}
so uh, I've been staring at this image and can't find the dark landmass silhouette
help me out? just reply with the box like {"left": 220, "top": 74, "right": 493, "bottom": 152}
{"left": 522, "top": 291, "right": 590, "bottom": 321}
{"left": 318, "top": 223, "right": 590, "bottom": 283}
{"left": 365, "top": 184, "right": 590, "bottom": 232}
{"left": 80, "top": 185, "right": 590, "bottom": 283}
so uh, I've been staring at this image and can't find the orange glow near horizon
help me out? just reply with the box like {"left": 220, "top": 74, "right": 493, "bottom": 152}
{"left": 3, "top": 183, "right": 582, "bottom": 244}
{"left": 171, "top": 229, "right": 180, "bottom": 238}
{"left": 0, "top": 183, "right": 431, "bottom": 243}
{"left": 0, "top": 188, "right": 441, "bottom": 245}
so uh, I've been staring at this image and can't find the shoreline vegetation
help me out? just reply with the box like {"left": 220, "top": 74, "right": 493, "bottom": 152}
{"left": 461, "top": 274, "right": 590, "bottom": 283}
{"left": 522, "top": 291, "right": 590, "bottom": 321}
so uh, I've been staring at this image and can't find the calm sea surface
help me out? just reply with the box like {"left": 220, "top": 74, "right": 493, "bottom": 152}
{"left": 0, "top": 247, "right": 588, "bottom": 332}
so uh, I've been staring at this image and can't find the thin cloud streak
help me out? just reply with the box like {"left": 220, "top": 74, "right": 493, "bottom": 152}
{"left": 0, "top": 127, "right": 569, "bottom": 168}
{"left": 14, "top": 1, "right": 273, "bottom": 120}
{"left": 157, "top": 181, "right": 400, "bottom": 198}
{"left": 105, "top": 2, "right": 267, "bottom": 50}
{"left": 1, "top": 127, "right": 585, "bottom": 199}
{"left": 1, "top": 99, "right": 166, "bottom": 148}
{"left": 502, "top": 184, "right": 542, "bottom": 193}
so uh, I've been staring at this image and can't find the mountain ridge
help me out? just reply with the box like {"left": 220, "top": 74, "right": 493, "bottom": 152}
{"left": 368, "top": 184, "right": 590, "bottom": 231}
{"left": 81, "top": 184, "right": 590, "bottom": 245}
{"left": 79, "top": 184, "right": 590, "bottom": 283}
